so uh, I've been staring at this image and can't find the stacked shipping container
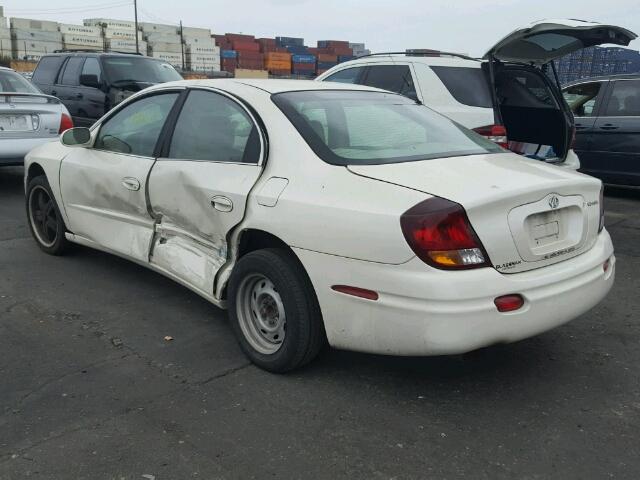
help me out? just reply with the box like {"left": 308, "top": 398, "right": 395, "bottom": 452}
{"left": 557, "top": 46, "right": 640, "bottom": 84}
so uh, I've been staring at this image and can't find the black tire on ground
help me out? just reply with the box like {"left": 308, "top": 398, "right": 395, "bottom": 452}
{"left": 228, "top": 248, "right": 326, "bottom": 373}
{"left": 26, "top": 175, "right": 70, "bottom": 256}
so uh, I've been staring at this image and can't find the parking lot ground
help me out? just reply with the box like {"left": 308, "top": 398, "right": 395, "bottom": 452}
{"left": 1, "top": 166, "right": 640, "bottom": 479}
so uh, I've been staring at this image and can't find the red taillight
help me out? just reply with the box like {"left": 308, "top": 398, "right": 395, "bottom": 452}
{"left": 473, "top": 124, "right": 508, "bottom": 149}
{"left": 58, "top": 113, "right": 73, "bottom": 134}
{"left": 400, "top": 197, "right": 490, "bottom": 270}
{"left": 494, "top": 294, "right": 524, "bottom": 313}
{"left": 331, "top": 285, "right": 379, "bottom": 301}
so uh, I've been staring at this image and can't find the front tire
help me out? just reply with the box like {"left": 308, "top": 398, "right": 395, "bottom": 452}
{"left": 26, "top": 175, "right": 69, "bottom": 255}
{"left": 228, "top": 248, "right": 326, "bottom": 373}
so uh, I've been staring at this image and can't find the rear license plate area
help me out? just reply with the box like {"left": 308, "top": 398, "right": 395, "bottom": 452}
{"left": 0, "top": 115, "right": 31, "bottom": 132}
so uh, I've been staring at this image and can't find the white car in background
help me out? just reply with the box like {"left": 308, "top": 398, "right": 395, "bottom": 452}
{"left": 317, "top": 19, "right": 637, "bottom": 171}
{"left": 0, "top": 66, "right": 72, "bottom": 166}
{"left": 25, "top": 80, "right": 614, "bottom": 372}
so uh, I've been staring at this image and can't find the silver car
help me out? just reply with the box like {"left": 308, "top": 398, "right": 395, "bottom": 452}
{"left": 0, "top": 67, "right": 72, "bottom": 166}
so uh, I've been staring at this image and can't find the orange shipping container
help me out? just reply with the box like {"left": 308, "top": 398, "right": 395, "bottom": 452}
{"left": 265, "top": 52, "right": 291, "bottom": 61}
{"left": 317, "top": 53, "right": 337, "bottom": 62}
{"left": 265, "top": 60, "right": 292, "bottom": 70}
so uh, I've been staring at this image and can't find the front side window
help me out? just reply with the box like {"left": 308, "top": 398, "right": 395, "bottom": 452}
{"left": 273, "top": 90, "right": 504, "bottom": 166}
{"left": 81, "top": 57, "right": 102, "bottom": 85}
{"left": 562, "top": 82, "right": 603, "bottom": 117}
{"left": 95, "top": 93, "right": 178, "bottom": 156}
{"left": 168, "top": 90, "right": 260, "bottom": 163}
{"left": 362, "top": 65, "right": 418, "bottom": 101}
{"left": 603, "top": 80, "right": 640, "bottom": 117}
{"left": 323, "top": 67, "right": 364, "bottom": 84}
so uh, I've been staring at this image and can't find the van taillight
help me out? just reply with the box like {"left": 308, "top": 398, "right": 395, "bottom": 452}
{"left": 400, "top": 197, "right": 490, "bottom": 270}
{"left": 58, "top": 113, "right": 73, "bottom": 134}
{"left": 473, "top": 124, "right": 508, "bottom": 148}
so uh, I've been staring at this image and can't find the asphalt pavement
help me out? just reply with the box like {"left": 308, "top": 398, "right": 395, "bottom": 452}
{"left": 1, "top": 166, "right": 639, "bottom": 480}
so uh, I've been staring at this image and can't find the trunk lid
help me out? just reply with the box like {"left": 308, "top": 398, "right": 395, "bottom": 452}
{"left": 484, "top": 19, "right": 637, "bottom": 65}
{"left": 348, "top": 153, "right": 603, "bottom": 274}
{"left": 0, "top": 93, "right": 63, "bottom": 139}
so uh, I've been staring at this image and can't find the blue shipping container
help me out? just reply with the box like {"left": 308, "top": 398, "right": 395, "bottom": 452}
{"left": 293, "top": 69, "right": 315, "bottom": 76}
{"left": 286, "top": 45, "right": 309, "bottom": 55}
{"left": 317, "top": 61, "right": 337, "bottom": 70}
{"left": 222, "top": 50, "right": 237, "bottom": 59}
{"left": 292, "top": 54, "right": 316, "bottom": 64}
{"left": 338, "top": 55, "right": 355, "bottom": 63}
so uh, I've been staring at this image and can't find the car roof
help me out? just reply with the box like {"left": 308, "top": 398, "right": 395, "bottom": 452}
{"left": 323, "top": 53, "right": 482, "bottom": 70}
{"left": 564, "top": 72, "right": 640, "bottom": 86}
{"left": 153, "top": 78, "right": 391, "bottom": 94}
{"left": 39, "top": 52, "right": 149, "bottom": 59}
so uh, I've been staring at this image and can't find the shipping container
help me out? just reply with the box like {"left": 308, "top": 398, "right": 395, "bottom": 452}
{"left": 105, "top": 28, "right": 143, "bottom": 41}
{"left": 225, "top": 33, "right": 255, "bottom": 42}
{"left": 269, "top": 68, "right": 291, "bottom": 76}
{"left": 62, "top": 34, "right": 103, "bottom": 49}
{"left": 221, "top": 49, "right": 237, "bottom": 58}
{"left": 286, "top": 45, "right": 309, "bottom": 55}
{"left": 107, "top": 38, "right": 147, "bottom": 53}
{"left": 10, "top": 17, "right": 58, "bottom": 32}
{"left": 59, "top": 23, "right": 102, "bottom": 36}
{"left": 317, "top": 61, "right": 337, "bottom": 70}
{"left": 144, "top": 32, "right": 180, "bottom": 43}
{"left": 232, "top": 41, "right": 259, "bottom": 52}
{"left": 139, "top": 22, "right": 177, "bottom": 35}
{"left": 11, "top": 29, "right": 62, "bottom": 42}
{"left": 276, "top": 36, "right": 303, "bottom": 47}
{"left": 11, "top": 39, "right": 63, "bottom": 56}
{"left": 148, "top": 42, "right": 183, "bottom": 54}
{"left": 185, "top": 43, "right": 219, "bottom": 55}
{"left": 181, "top": 26, "right": 211, "bottom": 38}
{"left": 235, "top": 69, "right": 269, "bottom": 79}
{"left": 292, "top": 62, "right": 314, "bottom": 70}
{"left": 291, "top": 54, "right": 315, "bottom": 64}
{"left": 338, "top": 55, "right": 355, "bottom": 63}
{"left": 317, "top": 40, "right": 349, "bottom": 49}
{"left": 84, "top": 18, "right": 135, "bottom": 30}
{"left": 317, "top": 53, "right": 337, "bottom": 62}
{"left": 148, "top": 51, "right": 182, "bottom": 67}
{"left": 183, "top": 35, "right": 215, "bottom": 46}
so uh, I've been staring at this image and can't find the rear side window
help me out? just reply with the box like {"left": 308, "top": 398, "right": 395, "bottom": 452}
{"left": 32, "top": 56, "right": 64, "bottom": 84}
{"left": 361, "top": 65, "right": 418, "bottom": 101}
{"left": 59, "top": 57, "right": 84, "bottom": 86}
{"left": 324, "top": 67, "right": 364, "bottom": 84}
{"left": 603, "top": 80, "right": 640, "bottom": 117}
{"left": 495, "top": 69, "right": 558, "bottom": 108}
{"left": 563, "top": 82, "right": 603, "bottom": 117}
{"left": 81, "top": 57, "right": 102, "bottom": 85}
{"left": 273, "top": 90, "right": 504, "bottom": 166}
{"left": 431, "top": 66, "right": 493, "bottom": 108}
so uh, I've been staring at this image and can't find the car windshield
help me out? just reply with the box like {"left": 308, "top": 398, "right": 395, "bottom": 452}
{"left": 0, "top": 70, "right": 41, "bottom": 94}
{"left": 272, "top": 90, "right": 505, "bottom": 166}
{"left": 102, "top": 57, "right": 182, "bottom": 84}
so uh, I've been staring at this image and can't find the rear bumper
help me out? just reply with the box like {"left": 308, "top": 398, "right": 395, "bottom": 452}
{"left": 293, "top": 230, "right": 614, "bottom": 356}
{"left": 0, "top": 137, "right": 57, "bottom": 165}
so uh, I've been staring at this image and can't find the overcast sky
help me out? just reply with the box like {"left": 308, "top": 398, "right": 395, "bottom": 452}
{"left": 2, "top": 0, "right": 639, "bottom": 56}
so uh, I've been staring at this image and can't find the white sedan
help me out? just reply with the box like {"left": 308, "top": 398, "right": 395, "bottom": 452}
{"left": 25, "top": 79, "right": 615, "bottom": 372}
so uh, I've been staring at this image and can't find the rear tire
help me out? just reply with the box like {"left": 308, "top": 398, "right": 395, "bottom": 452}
{"left": 228, "top": 248, "right": 326, "bottom": 373}
{"left": 26, "top": 175, "right": 69, "bottom": 256}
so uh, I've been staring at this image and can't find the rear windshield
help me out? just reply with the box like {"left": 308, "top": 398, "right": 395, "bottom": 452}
{"left": 272, "top": 90, "right": 504, "bottom": 166}
{"left": 431, "top": 66, "right": 493, "bottom": 108}
{"left": 0, "top": 70, "right": 41, "bottom": 94}
{"left": 102, "top": 57, "right": 182, "bottom": 85}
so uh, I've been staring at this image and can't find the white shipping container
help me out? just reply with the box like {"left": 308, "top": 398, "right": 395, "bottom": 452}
{"left": 0, "top": 38, "right": 11, "bottom": 57}
{"left": 107, "top": 38, "right": 147, "bottom": 53}
{"left": 104, "top": 28, "right": 143, "bottom": 41}
{"left": 144, "top": 32, "right": 181, "bottom": 44}
{"left": 10, "top": 17, "right": 58, "bottom": 32}
{"left": 11, "top": 29, "right": 62, "bottom": 42}
{"left": 148, "top": 42, "right": 183, "bottom": 54}
{"left": 188, "top": 64, "right": 221, "bottom": 73}
{"left": 59, "top": 23, "right": 102, "bottom": 36}
{"left": 84, "top": 18, "right": 135, "bottom": 30}
{"left": 12, "top": 39, "right": 62, "bottom": 55}
{"left": 139, "top": 22, "right": 177, "bottom": 35}
{"left": 183, "top": 36, "right": 216, "bottom": 46}
{"left": 186, "top": 43, "right": 219, "bottom": 55}
{"left": 186, "top": 53, "right": 220, "bottom": 64}
{"left": 0, "top": 27, "right": 10, "bottom": 40}
{"left": 62, "top": 33, "right": 104, "bottom": 50}
{"left": 181, "top": 26, "right": 211, "bottom": 38}
{"left": 149, "top": 51, "right": 182, "bottom": 67}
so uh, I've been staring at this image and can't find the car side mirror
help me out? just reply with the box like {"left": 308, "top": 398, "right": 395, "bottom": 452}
{"left": 80, "top": 74, "right": 101, "bottom": 89}
{"left": 61, "top": 127, "right": 92, "bottom": 147}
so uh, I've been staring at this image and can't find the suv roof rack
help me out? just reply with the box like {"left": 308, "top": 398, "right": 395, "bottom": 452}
{"left": 356, "top": 51, "right": 480, "bottom": 62}
{"left": 52, "top": 49, "right": 144, "bottom": 56}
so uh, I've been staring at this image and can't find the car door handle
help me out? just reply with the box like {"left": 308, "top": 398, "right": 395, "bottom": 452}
{"left": 599, "top": 124, "right": 619, "bottom": 130}
{"left": 211, "top": 195, "right": 233, "bottom": 212}
{"left": 51, "top": 90, "right": 57, "bottom": 96}
{"left": 122, "top": 177, "right": 141, "bottom": 191}
{"left": 76, "top": 93, "right": 83, "bottom": 99}
{"left": 575, "top": 124, "right": 589, "bottom": 130}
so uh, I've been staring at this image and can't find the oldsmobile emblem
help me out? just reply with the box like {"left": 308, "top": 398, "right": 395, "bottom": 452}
{"left": 548, "top": 195, "right": 559, "bottom": 209}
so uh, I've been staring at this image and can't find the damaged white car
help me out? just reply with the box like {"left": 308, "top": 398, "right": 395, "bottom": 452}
{"left": 25, "top": 80, "right": 615, "bottom": 372}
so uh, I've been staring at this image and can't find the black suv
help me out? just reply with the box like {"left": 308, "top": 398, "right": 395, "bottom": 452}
{"left": 31, "top": 52, "right": 183, "bottom": 127}
{"left": 563, "top": 73, "right": 640, "bottom": 187}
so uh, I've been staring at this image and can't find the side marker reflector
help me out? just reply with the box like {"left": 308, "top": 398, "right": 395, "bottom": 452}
{"left": 494, "top": 294, "right": 524, "bottom": 313}
{"left": 331, "top": 285, "right": 379, "bottom": 301}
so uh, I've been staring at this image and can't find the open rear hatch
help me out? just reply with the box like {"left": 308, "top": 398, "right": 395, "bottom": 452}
{"left": 482, "top": 20, "right": 637, "bottom": 164}
{"left": 348, "top": 154, "right": 603, "bottom": 274}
